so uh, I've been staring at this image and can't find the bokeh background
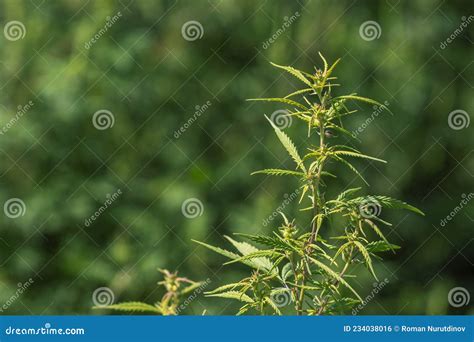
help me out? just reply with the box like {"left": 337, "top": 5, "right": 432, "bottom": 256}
{"left": 0, "top": 0, "right": 472, "bottom": 315}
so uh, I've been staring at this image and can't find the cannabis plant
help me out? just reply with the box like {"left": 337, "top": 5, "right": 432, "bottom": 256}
{"left": 194, "top": 54, "right": 423, "bottom": 315}
{"left": 95, "top": 269, "right": 205, "bottom": 315}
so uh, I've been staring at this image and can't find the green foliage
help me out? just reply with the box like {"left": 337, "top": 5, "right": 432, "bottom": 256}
{"left": 94, "top": 269, "right": 204, "bottom": 315}
{"left": 195, "top": 55, "right": 423, "bottom": 315}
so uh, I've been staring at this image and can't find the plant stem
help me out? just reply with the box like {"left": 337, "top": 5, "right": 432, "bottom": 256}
{"left": 296, "top": 111, "right": 326, "bottom": 314}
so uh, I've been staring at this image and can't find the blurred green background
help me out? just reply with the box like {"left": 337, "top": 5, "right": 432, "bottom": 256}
{"left": 0, "top": 0, "right": 472, "bottom": 315}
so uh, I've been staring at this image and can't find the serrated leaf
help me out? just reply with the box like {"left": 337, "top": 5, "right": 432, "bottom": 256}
{"left": 350, "top": 196, "right": 424, "bottom": 215}
{"left": 284, "top": 88, "right": 314, "bottom": 98}
{"left": 224, "top": 250, "right": 280, "bottom": 266}
{"left": 336, "top": 187, "right": 362, "bottom": 201}
{"left": 334, "top": 94, "right": 385, "bottom": 108}
{"left": 205, "top": 283, "right": 243, "bottom": 295}
{"left": 95, "top": 302, "right": 162, "bottom": 314}
{"left": 235, "top": 233, "right": 296, "bottom": 252}
{"left": 248, "top": 97, "right": 308, "bottom": 111}
{"left": 307, "top": 256, "right": 362, "bottom": 301}
{"left": 331, "top": 155, "right": 369, "bottom": 185}
{"left": 352, "top": 241, "right": 377, "bottom": 280}
{"left": 332, "top": 150, "right": 386, "bottom": 163}
{"left": 270, "top": 62, "right": 313, "bottom": 87}
{"left": 224, "top": 236, "right": 275, "bottom": 272}
{"left": 366, "top": 240, "right": 401, "bottom": 253}
{"left": 251, "top": 169, "right": 304, "bottom": 177}
{"left": 193, "top": 240, "right": 240, "bottom": 260}
{"left": 265, "top": 115, "right": 306, "bottom": 172}
{"left": 207, "top": 291, "right": 254, "bottom": 303}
